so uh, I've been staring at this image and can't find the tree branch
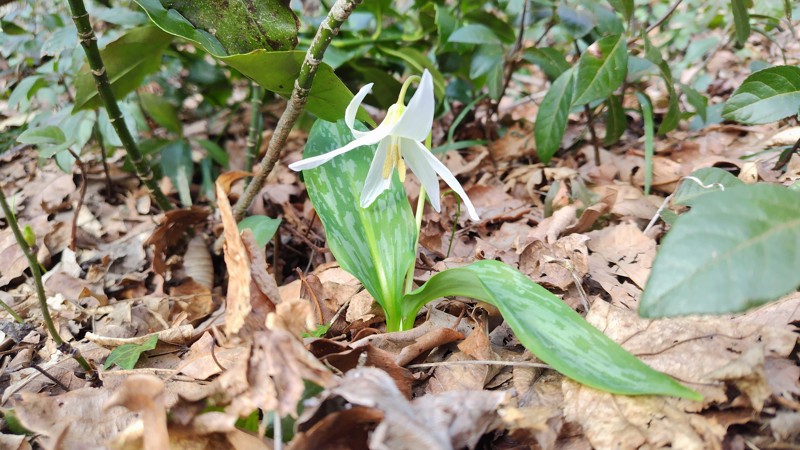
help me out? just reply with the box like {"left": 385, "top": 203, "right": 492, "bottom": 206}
{"left": 231, "top": 0, "right": 363, "bottom": 221}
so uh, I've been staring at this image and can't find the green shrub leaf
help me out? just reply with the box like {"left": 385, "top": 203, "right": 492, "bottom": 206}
{"left": 535, "top": 68, "right": 575, "bottom": 164}
{"left": 572, "top": 34, "right": 627, "bottom": 106}
{"left": 403, "top": 260, "right": 701, "bottom": 399}
{"left": 641, "top": 184, "right": 800, "bottom": 317}
{"left": 74, "top": 26, "right": 172, "bottom": 111}
{"left": 672, "top": 167, "right": 743, "bottom": 206}
{"left": 302, "top": 120, "right": 416, "bottom": 331}
{"left": 239, "top": 215, "right": 281, "bottom": 248}
{"left": 722, "top": 66, "right": 800, "bottom": 124}
{"left": 103, "top": 334, "right": 158, "bottom": 370}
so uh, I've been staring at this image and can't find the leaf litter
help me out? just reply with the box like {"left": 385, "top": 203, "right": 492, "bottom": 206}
{"left": 1, "top": 27, "right": 800, "bottom": 450}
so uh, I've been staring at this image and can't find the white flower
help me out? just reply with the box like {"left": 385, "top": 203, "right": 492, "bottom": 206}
{"left": 288, "top": 70, "right": 479, "bottom": 221}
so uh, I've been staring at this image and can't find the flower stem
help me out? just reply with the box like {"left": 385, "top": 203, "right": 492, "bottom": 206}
{"left": 403, "top": 133, "right": 433, "bottom": 299}
{"left": 0, "top": 187, "right": 93, "bottom": 374}
{"left": 232, "top": 0, "right": 362, "bottom": 222}
{"left": 65, "top": 0, "right": 172, "bottom": 212}
{"left": 396, "top": 75, "right": 421, "bottom": 105}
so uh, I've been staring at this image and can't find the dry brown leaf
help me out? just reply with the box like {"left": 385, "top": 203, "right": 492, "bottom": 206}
{"left": 86, "top": 325, "right": 193, "bottom": 347}
{"left": 586, "top": 222, "right": 655, "bottom": 289}
{"left": 105, "top": 374, "right": 169, "bottom": 450}
{"left": 183, "top": 235, "right": 213, "bottom": 289}
{"left": 145, "top": 206, "right": 209, "bottom": 276}
{"left": 707, "top": 345, "right": 771, "bottom": 412}
{"left": 289, "top": 406, "right": 382, "bottom": 450}
{"left": 218, "top": 329, "right": 332, "bottom": 418}
{"left": 179, "top": 332, "right": 244, "bottom": 380}
{"left": 13, "top": 387, "right": 138, "bottom": 450}
{"left": 520, "top": 234, "right": 589, "bottom": 291}
{"left": 0, "top": 434, "right": 30, "bottom": 450}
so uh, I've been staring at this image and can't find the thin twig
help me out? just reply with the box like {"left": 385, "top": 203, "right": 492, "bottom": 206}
{"left": 65, "top": 0, "right": 172, "bottom": 211}
{"left": 646, "top": 0, "right": 684, "bottom": 33}
{"left": 408, "top": 360, "right": 551, "bottom": 370}
{"left": 584, "top": 104, "right": 601, "bottom": 166}
{"left": 232, "top": 0, "right": 363, "bottom": 222}
{"left": 67, "top": 149, "right": 88, "bottom": 252}
{"left": 31, "top": 363, "right": 70, "bottom": 391}
{"left": 0, "top": 187, "right": 94, "bottom": 375}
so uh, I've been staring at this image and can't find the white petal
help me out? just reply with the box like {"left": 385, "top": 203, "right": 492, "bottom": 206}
{"left": 345, "top": 83, "right": 373, "bottom": 139}
{"left": 360, "top": 139, "right": 393, "bottom": 208}
{"left": 400, "top": 138, "right": 441, "bottom": 212}
{"left": 288, "top": 127, "right": 391, "bottom": 171}
{"left": 392, "top": 70, "right": 435, "bottom": 142}
{"left": 410, "top": 141, "right": 480, "bottom": 221}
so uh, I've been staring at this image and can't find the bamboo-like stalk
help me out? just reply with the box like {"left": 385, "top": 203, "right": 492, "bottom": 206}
{"left": 65, "top": 0, "right": 172, "bottom": 212}
{"left": 0, "top": 187, "right": 93, "bottom": 374}
{"left": 232, "top": 0, "right": 363, "bottom": 221}
{"left": 245, "top": 84, "right": 264, "bottom": 173}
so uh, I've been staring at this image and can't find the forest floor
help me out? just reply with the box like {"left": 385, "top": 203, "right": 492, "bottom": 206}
{"left": 1, "top": 18, "right": 800, "bottom": 450}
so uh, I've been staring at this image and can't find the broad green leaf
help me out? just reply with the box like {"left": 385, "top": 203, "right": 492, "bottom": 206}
{"left": 672, "top": 167, "right": 743, "bottom": 206}
{"left": 139, "top": 93, "right": 182, "bottom": 134}
{"left": 606, "top": 0, "right": 634, "bottom": 22}
{"left": 239, "top": 215, "right": 281, "bottom": 248}
{"left": 573, "top": 34, "right": 627, "bottom": 106}
{"left": 160, "top": 140, "right": 193, "bottom": 206}
{"left": 523, "top": 48, "right": 570, "bottom": 81}
{"left": 448, "top": 24, "right": 503, "bottom": 45}
{"left": 731, "top": 0, "right": 752, "bottom": 45}
{"left": 403, "top": 260, "right": 701, "bottom": 399}
{"left": 463, "top": 10, "right": 517, "bottom": 44}
{"left": 641, "top": 184, "right": 800, "bottom": 317}
{"left": 535, "top": 68, "right": 575, "bottom": 164}
{"left": 74, "top": 26, "right": 172, "bottom": 111}
{"left": 604, "top": 94, "right": 626, "bottom": 145}
{"left": 160, "top": 0, "right": 298, "bottom": 53}
{"left": 470, "top": 45, "right": 504, "bottom": 79}
{"left": 722, "top": 66, "right": 800, "bottom": 124}
{"left": 134, "top": 0, "right": 363, "bottom": 123}
{"left": 302, "top": 120, "right": 415, "bottom": 331}
{"left": 681, "top": 84, "right": 708, "bottom": 121}
{"left": 103, "top": 334, "right": 158, "bottom": 370}
{"left": 198, "top": 139, "right": 229, "bottom": 168}
{"left": 557, "top": 4, "right": 595, "bottom": 39}
{"left": 17, "top": 126, "right": 66, "bottom": 146}
{"left": 8, "top": 76, "right": 47, "bottom": 111}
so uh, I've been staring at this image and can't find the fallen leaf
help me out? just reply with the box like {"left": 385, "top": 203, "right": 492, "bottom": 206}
{"left": 105, "top": 374, "right": 169, "bottom": 450}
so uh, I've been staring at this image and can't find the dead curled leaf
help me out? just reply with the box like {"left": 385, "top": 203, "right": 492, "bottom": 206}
{"left": 294, "top": 367, "right": 506, "bottom": 450}
{"left": 216, "top": 329, "right": 332, "bottom": 418}
{"left": 216, "top": 171, "right": 281, "bottom": 338}
{"left": 145, "top": 206, "right": 210, "bottom": 276}
{"left": 105, "top": 374, "right": 169, "bottom": 450}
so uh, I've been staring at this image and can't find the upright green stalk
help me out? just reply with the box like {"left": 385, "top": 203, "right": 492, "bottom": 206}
{"left": 245, "top": 83, "right": 264, "bottom": 173}
{"left": 0, "top": 187, "right": 93, "bottom": 374}
{"left": 65, "top": 0, "right": 172, "bottom": 212}
{"left": 232, "top": 0, "right": 363, "bottom": 221}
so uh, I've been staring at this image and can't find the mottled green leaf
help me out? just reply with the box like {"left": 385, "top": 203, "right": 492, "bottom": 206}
{"left": 641, "top": 184, "right": 800, "bottom": 317}
{"left": 74, "top": 26, "right": 172, "bottom": 111}
{"left": 103, "top": 334, "right": 158, "bottom": 370}
{"left": 723, "top": 66, "right": 800, "bottom": 124}
{"left": 535, "top": 68, "right": 575, "bottom": 164}
{"left": 403, "top": 260, "right": 701, "bottom": 399}
{"left": 573, "top": 34, "right": 627, "bottom": 106}
{"left": 302, "top": 120, "right": 415, "bottom": 331}
{"left": 161, "top": 0, "right": 298, "bottom": 53}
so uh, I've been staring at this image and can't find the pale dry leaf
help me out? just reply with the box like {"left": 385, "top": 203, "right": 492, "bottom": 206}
{"left": 218, "top": 329, "right": 332, "bottom": 418}
{"left": 105, "top": 374, "right": 169, "bottom": 450}
{"left": 13, "top": 387, "right": 138, "bottom": 450}
{"left": 586, "top": 222, "right": 654, "bottom": 289}
{"left": 145, "top": 207, "right": 210, "bottom": 276}
{"left": 266, "top": 297, "right": 315, "bottom": 337}
{"left": 179, "top": 332, "right": 244, "bottom": 380}
{"left": 184, "top": 235, "right": 213, "bottom": 289}
{"left": 0, "top": 434, "right": 30, "bottom": 450}
{"left": 707, "top": 345, "right": 771, "bottom": 412}
{"left": 85, "top": 325, "right": 193, "bottom": 347}
{"left": 519, "top": 234, "right": 589, "bottom": 291}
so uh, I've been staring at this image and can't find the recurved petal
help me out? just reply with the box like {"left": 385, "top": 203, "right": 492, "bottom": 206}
{"left": 410, "top": 141, "right": 480, "bottom": 221}
{"left": 401, "top": 138, "right": 441, "bottom": 212}
{"left": 345, "top": 83, "right": 374, "bottom": 139}
{"left": 360, "top": 139, "right": 393, "bottom": 208}
{"left": 392, "top": 70, "right": 435, "bottom": 142}
{"left": 288, "top": 126, "right": 391, "bottom": 171}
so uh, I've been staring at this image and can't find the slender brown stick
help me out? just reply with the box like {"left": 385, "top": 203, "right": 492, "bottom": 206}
{"left": 68, "top": 149, "right": 88, "bottom": 251}
{"left": 231, "top": 0, "right": 363, "bottom": 221}
{"left": 65, "top": 0, "right": 172, "bottom": 211}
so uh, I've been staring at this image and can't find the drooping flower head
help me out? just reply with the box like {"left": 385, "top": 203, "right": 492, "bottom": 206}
{"left": 289, "top": 70, "right": 479, "bottom": 221}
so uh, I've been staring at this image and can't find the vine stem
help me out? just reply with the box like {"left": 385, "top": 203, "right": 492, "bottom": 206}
{"left": 0, "top": 187, "right": 93, "bottom": 374}
{"left": 65, "top": 0, "right": 172, "bottom": 212}
{"left": 232, "top": 0, "right": 363, "bottom": 222}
